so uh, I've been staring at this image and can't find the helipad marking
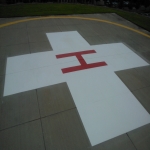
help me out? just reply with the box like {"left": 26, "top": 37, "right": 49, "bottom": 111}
{"left": 4, "top": 31, "right": 150, "bottom": 146}
{"left": 0, "top": 16, "right": 150, "bottom": 38}
{"left": 56, "top": 50, "right": 107, "bottom": 73}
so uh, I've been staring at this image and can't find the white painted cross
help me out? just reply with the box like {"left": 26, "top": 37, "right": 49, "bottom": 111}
{"left": 4, "top": 31, "right": 150, "bottom": 146}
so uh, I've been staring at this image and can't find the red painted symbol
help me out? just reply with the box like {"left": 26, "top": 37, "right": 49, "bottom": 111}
{"left": 56, "top": 50, "right": 107, "bottom": 73}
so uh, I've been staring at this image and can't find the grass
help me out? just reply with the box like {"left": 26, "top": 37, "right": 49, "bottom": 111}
{"left": 0, "top": 3, "right": 150, "bottom": 31}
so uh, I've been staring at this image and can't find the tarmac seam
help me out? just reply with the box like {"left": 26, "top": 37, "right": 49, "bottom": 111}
{"left": 0, "top": 105, "right": 76, "bottom": 132}
{"left": 126, "top": 133, "right": 138, "bottom": 150}
{"left": 36, "top": 89, "right": 47, "bottom": 150}
{"left": 0, "top": 16, "right": 150, "bottom": 38}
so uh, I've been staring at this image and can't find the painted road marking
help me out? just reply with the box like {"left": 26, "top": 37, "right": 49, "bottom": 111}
{"left": 0, "top": 16, "right": 150, "bottom": 38}
{"left": 4, "top": 31, "right": 150, "bottom": 146}
{"left": 46, "top": 31, "right": 90, "bottom": 51}
{"left": 56, "top": 50, "right": 107, "bottom": 73}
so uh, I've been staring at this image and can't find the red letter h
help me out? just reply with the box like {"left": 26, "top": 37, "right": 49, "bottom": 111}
{"left": 56, "top": 50, "right": 107, "bottom": 74}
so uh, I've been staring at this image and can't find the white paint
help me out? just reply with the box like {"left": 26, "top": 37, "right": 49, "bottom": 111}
{"left": 85, "top": 52, "right": 148, "bottom": 71}
{"left": 6, "top": 51, "right": 77, "bottom": 74}
{"left": 46, "top": 31, "right": 90, "bottom": 52}
{"left": 4, "top": 31, "right": 150, "bottom": 146}
{"left": 66, "top": 66, "right": 150, "bottom": 145}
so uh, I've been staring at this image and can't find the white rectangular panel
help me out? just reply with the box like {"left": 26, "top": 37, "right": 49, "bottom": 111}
{"left": 65, "top": 67, "right": 150, "bottom": 146}
{"left": 4, "top": 61, "right": 80, "bottom": 96}
{"left": 46, "top": 31, "right": 90, "bottom": 52}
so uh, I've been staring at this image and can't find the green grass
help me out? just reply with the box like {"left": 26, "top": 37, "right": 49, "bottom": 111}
{"left": 0, "top": 3, "right": 150, "bottom": 31}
